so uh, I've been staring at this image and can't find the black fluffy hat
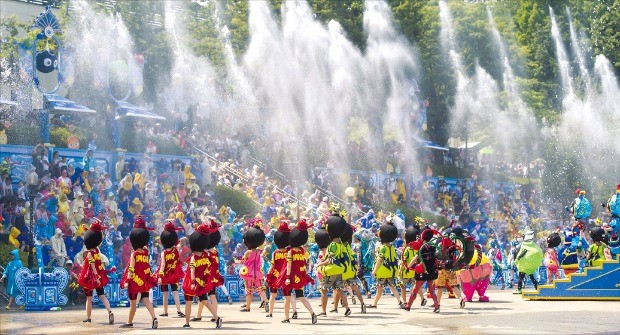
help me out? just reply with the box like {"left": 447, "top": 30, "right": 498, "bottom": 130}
{"left": 341, "top": 224, "right": 354, "bottom": 245}
{"left": 546, "top": 232, "right": 562, "bottom": 248}
{"left": 160, "top": 221, "right": 181, "bottom": 249}
{"left": 379, "top": 222, "right": 398, "bottom": 243}
{"left": 273, "top": 221, "right": 291, "bottom": 249}
{"left": 325, "top": 214, "right": 347, "bottom": 239}
{"left": 84, "top": 220, "right": 106, "bottom": 249}
{"left": 590, "top": 227, "right": 605, "bottom": 243}
{"left": 129, "top": 216, "right": 153, "bottom": 250}
{"left": 189, "top": 223, "right": 211, "bottom": 252}
{"left": 314, "top": 228, "right": 331, "bottom": 249}
{"left": 290, "top": 219, "right": 312, "bottom": 248}
{"left": 84, "top": 230, "right": 102, "bottom": 250}
{"left": 244, "top": 219, "right": 266, "bottom": 250}
{"left": 404, "top": 226, "right": 421, "bottom": 244}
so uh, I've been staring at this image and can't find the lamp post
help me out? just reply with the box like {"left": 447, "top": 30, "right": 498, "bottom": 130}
{"left": 345, "top": 187, "right": 355, "bottom": 223}
{"left": 26, "top": 171, "right": 39, "bottom": 269}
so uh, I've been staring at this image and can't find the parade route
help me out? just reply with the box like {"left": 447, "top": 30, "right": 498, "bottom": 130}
{"left": 0, "top": 290, "right": 617, "bottom": 335}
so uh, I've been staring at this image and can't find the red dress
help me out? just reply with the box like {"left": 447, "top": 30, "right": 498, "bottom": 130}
{"left": 266, "top": 248, "right": 288, "bottom": 289}
{"left": 157, "top": 248, "right": 184, "bottom": 285}
{"left": 207, "top": 249, "right": 224, "bottom": 289}
{"left": 77, "top": 249, "right": 109, "bottom": 290}
{"left": 120, "top": 248, "right": 156, "bottom": 294}
{"left": 287, "top": 247, "right": 314, "bottom": 290}
{"left": 181, "top": 251, "right": 213, "bottom": 296}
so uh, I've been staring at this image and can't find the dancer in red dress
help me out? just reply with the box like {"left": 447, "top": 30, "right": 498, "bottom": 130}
{"left": 77, "top": 219, "right": 114, "bottom": 324}
{"left": 194, "top": 218, "right": 226, "bottom": 322}
{"left": 265, "top": 221, "right": 289, "bottom": 317}
{"left": 181, "top": 223, "right": 222, "bottom": 329}
{"left": 120, "top": 216, "right": 158, "bottom": 329}
{"left": 157, "top": 220, "right": 185, "bottom": 318}
{"left": 283, "top": 219, "right": 317, "bottom": 324}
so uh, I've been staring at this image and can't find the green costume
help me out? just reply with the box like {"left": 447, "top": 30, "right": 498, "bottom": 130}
{"left": 375, "top": 244, "right": 398, "bottom": 279}
{"left": 515, "top": 241, "right": 543, "bottom": 275}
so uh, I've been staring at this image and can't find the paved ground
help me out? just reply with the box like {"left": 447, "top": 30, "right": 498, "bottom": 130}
{"left": 0, "top": 289, "right": 618, "bottom": 335}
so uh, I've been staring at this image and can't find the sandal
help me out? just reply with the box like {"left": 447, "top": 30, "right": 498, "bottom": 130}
{"left": 264, "top": 302, "right": 269, "bottom": 313}
{"left": 83, "top": 319, "right": 91, "bottom": 323}
{"left": 366, "top": 305, "right": 377, "bottom": 308}
{"left": 211, "top": 318, "right": 216, "bottom": 322}
{"left": 398, "top": 302, "right": 406, "bottom": 309}
{"left": 108, "top": 311, "right": 114, "bottom": 324}
{"left": 119, "top": 323, "right": 133, "bottom": 328}
{"left": 312, "top": 313, "right": 317, "bottom": 324}
{"left": 433, "top": 305, "right": 440, "bottom": 313}
{"left": 421, "top": 298, "right": 427, "bottom": 306}
{"left": 152, "top": 317, "right": 158, "bottom": 329}
{"left": 259, "top": 301, "right": 266, "bottom": 309}
{"left": 216, "top": 317, "right": 222, "bottom": 329}
{"left": 460, "top": 299, "right": 466, "bottom": 309}
{"left": 403, "top": 306, "right": 411, "bottom": 311}
{"left": 265, "top": 314, "right": 272, "bottom": 318}
{"left": 344, "top": 308, "right": 351, "bottom": 317}
{"left": 291, "top": 312, "right": 298, "bottom": 319}
{"left": 240, "top": 308, "right": 251, "bottom": 312}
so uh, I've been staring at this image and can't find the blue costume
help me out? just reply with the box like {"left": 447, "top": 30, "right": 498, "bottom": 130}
{"left": 2, "top": 249, "right": 24, "bottom": 298}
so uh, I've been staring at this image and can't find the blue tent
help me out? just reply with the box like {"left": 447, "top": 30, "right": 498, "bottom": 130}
{"left": 0, "top": 98, "right": 18, "bottom": 107}
{"left": 43, "top": 93, "right": 96, "bottom": 114}
{"left": 413, "top": 136, "right": 448, "bottom": 151}
{"left": 114, "top": 100, "right": 166, "bottom": 121}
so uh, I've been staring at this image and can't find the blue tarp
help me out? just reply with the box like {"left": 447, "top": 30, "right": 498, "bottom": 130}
{"left": 413, "top": 136, "right": 448, "bottom": 151}
{"left": 0, "top": 98, "right": 18, "bottom": 106}
{"left": 43, "top": 93, "right": 96, "bottom": 114}
{"left": 114, "top": 100, "right": 166, "bottom": 121}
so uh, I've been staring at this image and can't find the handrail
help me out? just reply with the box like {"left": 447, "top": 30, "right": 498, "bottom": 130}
{"left": 190, "top": 146, "right": 310, "bottom": 211}
{"left": 249, "top": 156, "right": 347, "bottom": 208}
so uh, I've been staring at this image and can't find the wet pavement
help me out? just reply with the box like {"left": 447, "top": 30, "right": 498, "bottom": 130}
{"left": 0, "top": 289, "right": 617, "bottom": 334}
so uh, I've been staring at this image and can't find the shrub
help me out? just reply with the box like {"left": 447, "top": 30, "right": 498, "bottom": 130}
{"left": 50, "top": 126, "right": 87, "bottom": 149}
{"left": 213, "top": 185, "right": 261, "bottom": 218}
{"left": 0, "top": 243, "right": 30, "bottom": 271}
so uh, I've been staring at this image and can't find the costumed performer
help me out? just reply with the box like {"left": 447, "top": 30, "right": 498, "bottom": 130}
{"left": 281, "top": 219, "right": 318, "bottom": 324}
{"left": 513, "top": 229, "right": 543, "bottom": 294}
{"left": 120, "top": 216, "right": 158, "bottom": 328}
{"left": 369, "top": 218, "right": 403, "bottom": 309}
{"left": 77, "top": 219, "right": 114, "bottom": 324}
{"left": 240, "top": 218, "right": 268, "bottom": 313}
{"left": 157, "top": 220, "right": 185, "bottom": 318}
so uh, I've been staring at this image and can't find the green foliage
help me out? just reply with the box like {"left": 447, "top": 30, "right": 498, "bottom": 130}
{"left": 92, "top": 0, "right": 173, "bottom": 105}
{"left": 0, "top": 244, "right": 29, "bottom": 272}
{"left": 589, "top": 1, "right": 620, "bottom": 69}
{"left": 6, "top": 122, "right": 40, "bottom": 146}
{"left": 50, "top": 126, "right": 86, "bottom": 149}
{"left": 213, "top": 185, "right": 261, "bottom": 217}
{"left": 187, "top": 1, "right": 227, "bottom": 71}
